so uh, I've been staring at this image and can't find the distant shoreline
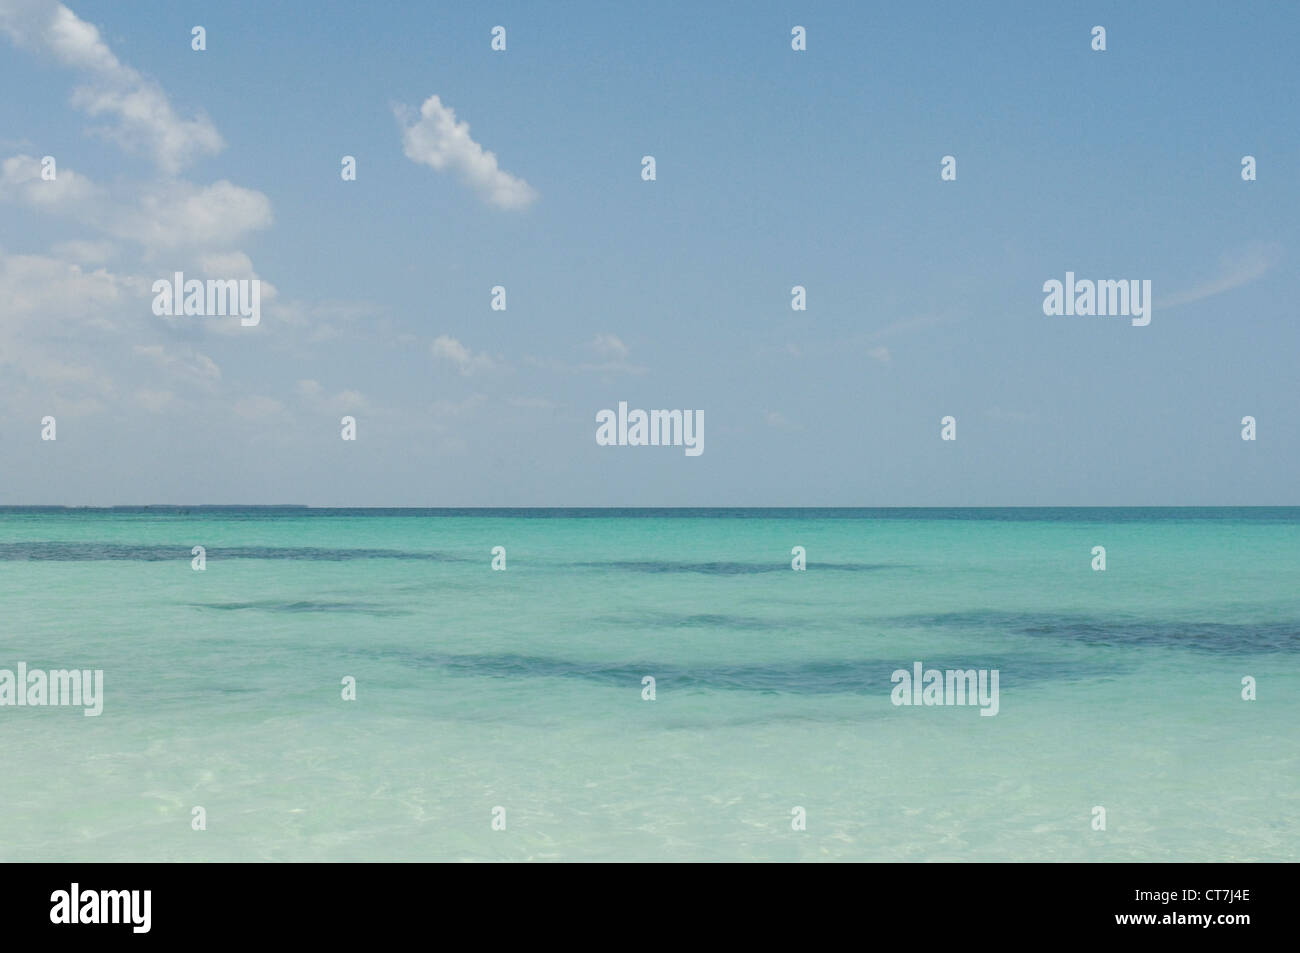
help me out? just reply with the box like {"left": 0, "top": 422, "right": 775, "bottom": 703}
{"left": 1, "top": 505, "right": 1298, "bottom": 517}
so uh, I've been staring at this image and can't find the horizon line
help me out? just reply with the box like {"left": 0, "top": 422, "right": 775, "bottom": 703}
{"left": 2, "top": 504, "right": 1299, "bottom": 511}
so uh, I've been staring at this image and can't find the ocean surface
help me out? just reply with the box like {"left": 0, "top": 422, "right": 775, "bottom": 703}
{"left": 0, "top": 507, "right": 1296, "bottom": 862}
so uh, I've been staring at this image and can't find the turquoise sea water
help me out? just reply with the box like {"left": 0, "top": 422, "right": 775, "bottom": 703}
{"left": 0, "top": 507, "right": 1296, "bottom": 861}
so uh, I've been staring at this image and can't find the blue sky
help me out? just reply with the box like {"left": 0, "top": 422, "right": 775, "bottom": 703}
{"left": 1, "top": 0, "right": 1296, "bottom": 505}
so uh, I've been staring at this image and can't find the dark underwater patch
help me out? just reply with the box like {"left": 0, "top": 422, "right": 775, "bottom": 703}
{"left": 0, "top": 542, "right": 467, "bottom": 562}
{"left": 349, "top": 648, "right": 1123, "bottom": 694}
{"left": 571, "top": 559, "right": 897, "bottom": 575}
{"left": 194, "top": 600, "right": 410, "bottom": 616}
{"left": 884, "top": 611, "right": 1300, "bottom": 654}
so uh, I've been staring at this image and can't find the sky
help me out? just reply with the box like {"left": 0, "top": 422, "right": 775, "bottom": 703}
{"left": 0, "top": 0, "right": 1296, "bottom": 506}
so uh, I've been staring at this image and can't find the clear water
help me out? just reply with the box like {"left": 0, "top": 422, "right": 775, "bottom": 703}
{"left": 0, "top": 507, "right": 1296, "bottom": 861}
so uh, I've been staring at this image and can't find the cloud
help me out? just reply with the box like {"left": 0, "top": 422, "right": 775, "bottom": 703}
{"left": 132, "top": 344, "right": 222, "bottom": 383}
{"left": 0, "top": 3, "right": 343, "bottom": 434}
{"left": 0, "top": 250, "right": 123, "bottom": 314}
{"left": 0, "top": 153, "right": 98, "bottom": 206}
{"left": 0, "top": 251, "right": 137, "bottom": 413}
{"left": 431, "top": 334, "right": 501, "bottom": 376}
{"left": 397, "top": 95, "right": 538, "bottom": 210}
{"left": 865, "top": 313, "right": 949, "bottom": 342}
{"left": 525, "top": 336, "right": 647, "bottom": 375}
{"left": 273, "top": 299, "right": 378, "bottom": 341}
{"left": 0, "top": 0, "right": 224, "bottom": 173}
{"left": 589, "top": 334, "right": 629, "bottom": 360}
{"left": 759, "top": 312, "right": 951, "bottom": 365}
{"left": 24, "top": 354, "right": 114, "bottom": 393}
{"left": 1161, "top": 243, "right": 1283, "bottom": 308}
{"left": 295, "top": 379, "right": 367, "bottom": 413}
{"left": 1, "top": 155, "right": 272, "bottom": 250}
{"left": 764, "top": 410, "right": 801, "bottom": 431}
{"left": 118, "top": 180, "right": 272, "bottom": 248}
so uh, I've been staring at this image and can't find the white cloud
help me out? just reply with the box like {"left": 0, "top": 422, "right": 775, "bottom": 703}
{"left": 589, "top": 333, "right": 629, "bottom": 360}
{"left": 523, "top": 336, "right": 648, "bottom": 375}
{"left": 0, "top": 251, "right": 122, "bottom": 314}
{"left": 24, "top": 354, "right": 114, "bottom": 393}
{"left": 397, "top": 95, "right": 537, "bottom": 210}
{"left": 1, "top": 156, "right": 272, "bottom": 251}
{"left": 0, "top": 153, "right": 99, "bottom": 206}
{"left": 866, "top": 313, "right": 948, "bottom": 342}
{"left": 0, "top": 0, "right": 223, "bottom": 173}
{"left": 431, "top": 334, "right": 501, "bottom": 375}
{"left": 197, "top": 250, "right": 259, "bottom": 277}
{"left": 119, "top": 180, "right": 272, "bottom": 249}
{"left": 1161, "top": 243, "right": 1283, "bottom": 308}
{"left": 295, "top": 379, "right": 366, "bottom": 413}
{"left": 0, "top": 4, "right": 360, "bottom": 440}
{"left": 0, "top": 251, "right": 138, "bottom": 415}
{"left": 296, "top": 379, "right": 323, "bottom": 400}
{"left": 764, "top": 410, "right": 800, "bottom": 431}
{"left": 132, "top": 344, "right": 221, "bottom": 383}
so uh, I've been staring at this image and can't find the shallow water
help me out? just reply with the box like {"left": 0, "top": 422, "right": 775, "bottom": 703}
{"left": 0, "top": 507, "right": 1296, "bottom": 861}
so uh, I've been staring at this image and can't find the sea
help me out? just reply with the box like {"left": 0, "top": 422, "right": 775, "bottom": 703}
{"left": 0, "top": 507, "right": 1296, "bottom": 861}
